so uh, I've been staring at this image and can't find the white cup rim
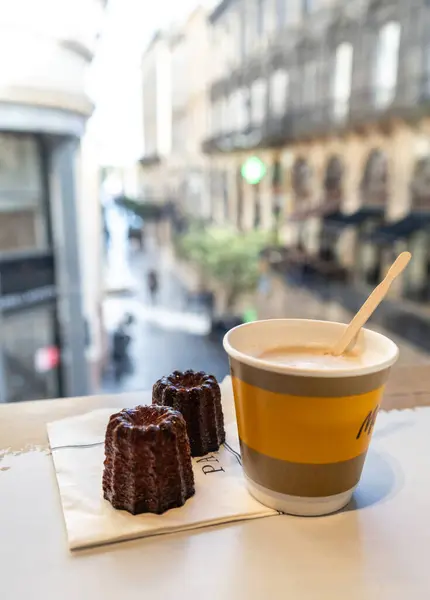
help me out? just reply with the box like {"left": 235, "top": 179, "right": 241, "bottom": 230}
{"left": 223, "top": 318, "right": 399, "bottom": 378}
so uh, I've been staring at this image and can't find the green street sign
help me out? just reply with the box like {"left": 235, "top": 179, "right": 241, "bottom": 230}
{"left": 241, "top": 156, "right": 266, "bottom": 185}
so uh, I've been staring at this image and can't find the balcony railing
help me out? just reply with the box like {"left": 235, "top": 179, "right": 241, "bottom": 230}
{"left": 202, "top": 114, "right": 294, "bottom": 154}
{"left": 204, "top": 75, "right": 430, "bottom": 154}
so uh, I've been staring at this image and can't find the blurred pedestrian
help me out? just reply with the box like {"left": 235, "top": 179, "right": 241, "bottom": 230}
{"left": 102, "top": 206, "right": 110, "bottom": 253}
{"left": 147, "top": 269, "right": 159, "bottom": 303}
{"left": 111, "top": 315, "right": 133, "bottom": 383}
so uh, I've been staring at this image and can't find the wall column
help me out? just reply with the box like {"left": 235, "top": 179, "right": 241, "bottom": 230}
{"left": 387, "top": 126, "right": 415, "bottom": 221}
{"left": 49, "top": 137, "right": 89, "bottom": 397}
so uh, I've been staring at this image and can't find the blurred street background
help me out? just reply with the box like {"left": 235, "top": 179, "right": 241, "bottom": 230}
{"left": 2, "top": 0, "right": 430, "bottom": 402}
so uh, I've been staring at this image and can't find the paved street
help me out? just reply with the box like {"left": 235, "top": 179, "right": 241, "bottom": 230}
{"left": 101, "top": 223, "right": 229, "bottom": 393}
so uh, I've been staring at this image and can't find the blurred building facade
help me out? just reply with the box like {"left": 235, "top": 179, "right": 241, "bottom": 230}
{"left": 202, "top": 0, "right": 430, "bottom": 305}
{"left": 139, "top": 8, "right": 212, "bottom": 219}
{"left": 0, "top": 0, "right": 106, "bottom": 402}
{"left": 137, "top": 0, "right": 430, "bottom": 308}
{"left": 170, "top": 7, "right": 212, "bottom": 219}
{"left": 139, "top": 30, "right": 174, "bottom": 200}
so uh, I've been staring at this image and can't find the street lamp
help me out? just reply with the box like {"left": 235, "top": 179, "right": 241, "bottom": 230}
{"left": 241, "top": 156, "right": 266, "bottom": 185}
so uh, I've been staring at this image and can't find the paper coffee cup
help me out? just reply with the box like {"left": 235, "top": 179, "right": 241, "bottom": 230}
{"left": 223, "top": 319, "right": 399, "bottom": 516}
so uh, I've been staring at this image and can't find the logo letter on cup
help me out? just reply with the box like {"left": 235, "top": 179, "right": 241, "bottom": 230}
{"left": 356, "top": 405, "right": 380, "bottom": 440}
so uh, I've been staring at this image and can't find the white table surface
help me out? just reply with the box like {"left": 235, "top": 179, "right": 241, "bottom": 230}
{"left": 1, "top": 370, "right": 430, "bottom": 600}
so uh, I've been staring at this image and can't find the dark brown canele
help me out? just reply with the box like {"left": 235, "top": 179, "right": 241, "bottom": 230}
{"left": 152, "top": 370, "right": 225, "bottom": 457}
{"left": 102, "top": 405, "right": 195, "bottom": 515}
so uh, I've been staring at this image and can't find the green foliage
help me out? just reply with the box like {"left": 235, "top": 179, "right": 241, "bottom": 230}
{"left": 178, "top": 226, "right": 269, "bottom": 310}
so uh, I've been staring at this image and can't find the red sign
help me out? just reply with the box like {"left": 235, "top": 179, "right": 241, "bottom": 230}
{"left": 34, "top": 346, "right": 60, "bottom": 373}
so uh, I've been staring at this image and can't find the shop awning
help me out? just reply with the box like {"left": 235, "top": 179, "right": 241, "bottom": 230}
{"left": 290, "top": 200, "right": 341, "bottom": 222}
{"left": 324, "top": 206, "right": 384, "bottom": 227}
{"left": 367, "top": 212, "right": 430, "bottom": 243}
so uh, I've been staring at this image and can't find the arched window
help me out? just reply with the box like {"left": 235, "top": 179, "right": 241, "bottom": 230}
{"left": 324, "top": 156, "right": 343, "bottom": 203}
{"left": 361, "top": 149, "right": 388, "bottom": 206}
{"left": 292, "top": 158, "right": 313, "bottom": 202}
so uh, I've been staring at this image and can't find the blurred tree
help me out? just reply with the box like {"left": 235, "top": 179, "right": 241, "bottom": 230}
{"left": 178, "top": 227, "right": 268, "bottom": 312}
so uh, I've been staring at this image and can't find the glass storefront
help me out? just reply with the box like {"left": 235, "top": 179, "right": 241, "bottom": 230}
{"left": 2, "top": 304, "right": 60, "bottom": 403}
{"left": 0, "top": 133, "right": 49, "bottom": 254}
{"left": 0, "top": 133, "right": 62, "bottom": 402}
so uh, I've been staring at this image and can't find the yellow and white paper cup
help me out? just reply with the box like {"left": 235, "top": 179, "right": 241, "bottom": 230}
{"left": 223, "top": 319, "right": 398, "bottom": 516}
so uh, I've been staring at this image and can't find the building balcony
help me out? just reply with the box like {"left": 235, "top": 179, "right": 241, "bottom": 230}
{"left": 264, "top": 114, "right": 295, "bottom": 146}
{"left": 203, "top": 104, "right": 336, "bottom": 154}
{"left": 348, "top": 79, "right": 430, "bottom": 130}
{"left": 202, "top": 134, "right": 233, "bottom": 154}
{"left": 202, "top": 115, "right": 294, "bottom": 155}
{"left": 293, "top": 81, "right": 430, "bottom": 139}
{"left": 205, "top": 74, "right": 430, "bottom": 155}
{"left": 290, "top": 103, "right": 335, "bottom": 139}
{"left": 290, "top": 87, "right": 422, "bottom": 141}
{"left": 202, "top": 130, "right": 257, "bottom": 153}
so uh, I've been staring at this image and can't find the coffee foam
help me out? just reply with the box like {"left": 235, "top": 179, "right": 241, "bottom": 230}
{"left": 224, "top": 319, "right": 399, "bottom": 378}
{"left": 258, "top": 345, "right": 364, "bottom": 371}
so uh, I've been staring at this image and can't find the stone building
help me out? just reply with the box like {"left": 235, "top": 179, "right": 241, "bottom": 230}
{"left": 170, "top": 7, "right": 212, "bottom": 219}
{"left": 139, "top": 9, "right": 211, "bottom": 220}
{"left": 0, "top": 0, "right": 106, "bottom": 402}
{"left": 204, "top": 0, "right": 430, "bottom": 304}
{"left": 139, "top": 30, "right": 174, "bottom": 200}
